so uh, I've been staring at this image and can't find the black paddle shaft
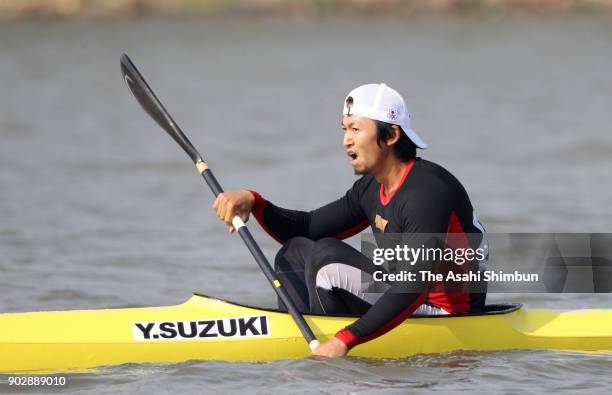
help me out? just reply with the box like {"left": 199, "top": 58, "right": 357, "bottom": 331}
{"left": 119, "top": 54, "right": 319, "bottom": 349}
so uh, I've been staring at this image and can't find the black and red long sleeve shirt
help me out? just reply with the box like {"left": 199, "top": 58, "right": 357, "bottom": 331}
{"left": 249, "top": 158, "right": 486, "bottom": 349}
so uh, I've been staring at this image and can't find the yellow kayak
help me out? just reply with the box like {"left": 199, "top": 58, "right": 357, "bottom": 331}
{"left": 1, "top": 294, "right": 612, "bottom": 373}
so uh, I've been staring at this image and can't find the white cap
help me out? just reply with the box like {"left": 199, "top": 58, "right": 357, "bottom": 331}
{"left": 342, "top": 83, "right": 427, "bottom": 149}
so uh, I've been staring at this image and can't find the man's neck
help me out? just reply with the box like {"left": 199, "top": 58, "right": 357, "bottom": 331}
{"left": 374, "top": 157, "right": 410, "bottom": 195}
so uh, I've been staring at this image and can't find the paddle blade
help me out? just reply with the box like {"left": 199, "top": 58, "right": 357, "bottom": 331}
{"left": 120, "top": 53, "right": 201, "bottom": 163}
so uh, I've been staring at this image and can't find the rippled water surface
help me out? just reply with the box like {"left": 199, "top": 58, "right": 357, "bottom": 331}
{"left": 1, "top": 14, "right": 612, "bottom": 394}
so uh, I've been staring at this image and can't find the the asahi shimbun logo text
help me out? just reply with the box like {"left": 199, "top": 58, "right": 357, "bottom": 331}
{"left": 133, "top": 315, "right": 269, "bottom": 341}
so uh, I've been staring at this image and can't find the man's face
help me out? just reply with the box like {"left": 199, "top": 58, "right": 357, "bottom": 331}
{"left": 342, "top": 115, "right": 386, "bottom": 175}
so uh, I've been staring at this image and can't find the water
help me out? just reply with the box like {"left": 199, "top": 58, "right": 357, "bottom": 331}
{"left": 1, "top": 14, "right": 611, "bottom": 393}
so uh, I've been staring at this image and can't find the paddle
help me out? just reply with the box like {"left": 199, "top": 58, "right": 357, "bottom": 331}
{"left": 119, "top": 53, "right": 320, "bottom": 351}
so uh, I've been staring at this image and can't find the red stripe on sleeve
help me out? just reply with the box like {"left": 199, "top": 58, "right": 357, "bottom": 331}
{"left": 333, "top": 219, "right": 369, "bottom": 240}
{"left": 247, "top": 190, "right": 284, "bottom": 244}
{"left": 335, "top": 292, "right": 427, "bottom": 349}
{"left": 335, "top": 328, "right": 359, "bottom": 348}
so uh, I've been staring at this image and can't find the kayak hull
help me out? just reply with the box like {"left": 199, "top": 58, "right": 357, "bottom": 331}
{"left": 2, "top": 294, "right": 612, "bottom": 373}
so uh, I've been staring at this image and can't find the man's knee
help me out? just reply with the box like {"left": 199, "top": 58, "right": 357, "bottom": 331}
{"left": 307, "top": 237, "right": 351, "bottom": 267}
{"left": 274, "top": 236, "right": 315, "bottom": 272}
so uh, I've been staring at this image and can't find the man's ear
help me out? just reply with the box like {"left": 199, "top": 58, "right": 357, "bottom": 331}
{"left": 386, "top": 125, "right": 401, "bottom": 146}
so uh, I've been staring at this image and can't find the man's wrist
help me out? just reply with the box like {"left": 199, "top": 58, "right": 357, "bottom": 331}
{"left": 246, "top": 190, "right": 265, "bottom": 214}
{"left": 241, "top": 189, "right": 255, "bottom": 207}
{"left": 335, "top": 328, "right": 358, "bottom": 349}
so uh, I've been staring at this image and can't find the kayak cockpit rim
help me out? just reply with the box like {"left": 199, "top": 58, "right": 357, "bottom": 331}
{"left": 192, "top": 293, "right": 523, "bottom": 319}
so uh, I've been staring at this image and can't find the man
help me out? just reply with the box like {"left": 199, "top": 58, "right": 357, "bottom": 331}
{"left": 213, "top": 83, "right": 487, "bottom": 357}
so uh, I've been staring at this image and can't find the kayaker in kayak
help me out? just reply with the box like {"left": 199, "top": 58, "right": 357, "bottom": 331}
{"left": 213, "top": 83, "right": 487, "bottom": 357}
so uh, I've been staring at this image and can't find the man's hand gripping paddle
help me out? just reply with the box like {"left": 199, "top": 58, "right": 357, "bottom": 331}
{"left": 120, "top": 53, "right": 320, "bottom": 351}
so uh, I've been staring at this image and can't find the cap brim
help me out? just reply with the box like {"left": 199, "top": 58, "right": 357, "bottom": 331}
{"left": 404, "top": 128, "right": 428, "bottom": 149}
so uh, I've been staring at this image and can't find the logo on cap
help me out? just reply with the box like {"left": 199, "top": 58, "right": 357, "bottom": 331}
{"left": 387, "top": 108, "right": 398, "bottom": 121}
